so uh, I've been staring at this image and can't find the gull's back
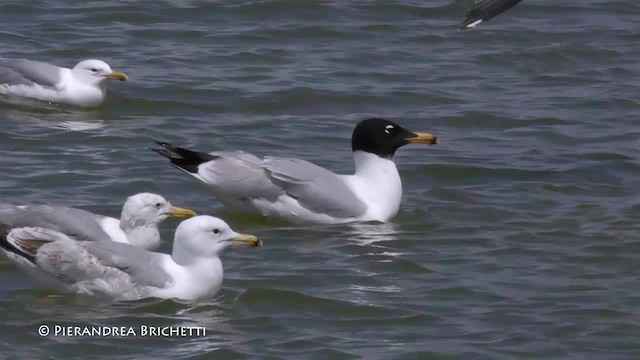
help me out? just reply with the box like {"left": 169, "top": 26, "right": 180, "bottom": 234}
{"left": 0, "top": 58, "right": 62, "bottom": 88}
{"left": 0, "top": 204, "right": 113, "bottom": 243}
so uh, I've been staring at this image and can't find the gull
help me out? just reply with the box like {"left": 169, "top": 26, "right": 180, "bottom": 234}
{"left": 462, "top": 0, "right": 523, "bottom": 29}
{"left": 0, "top": 215, "right": 261, "bottom": 301}
{"left": 152, "top": 118, "right": 439, "bottom": 224}
{"left": 0, "top": 193, "right": 196, "bottom": 251}
{"left": 0, "top": 58, "right": 128, "bottom": 108}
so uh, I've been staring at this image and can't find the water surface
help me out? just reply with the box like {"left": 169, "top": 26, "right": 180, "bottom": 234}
{"left": 0, "top": 0, "right": 639, "bottom": 358}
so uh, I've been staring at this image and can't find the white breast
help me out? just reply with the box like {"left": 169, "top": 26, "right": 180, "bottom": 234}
{"left": 342, "top": 151, "right": 403, "bottom": 222}
{"left": 151, "top": 257, "right": 224, "bottom": 301}
{"left": 61, "top": 69, "right": 106, "bottom": 107}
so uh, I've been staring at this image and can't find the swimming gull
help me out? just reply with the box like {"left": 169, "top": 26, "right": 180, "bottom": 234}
{"left": 0, "top": 215, "right": 261, "bottom": 300}
{"left": 0, "top": 193, "right": 196, "bottom": 251}
{"left": 0, "top": 58, "right": 128, "bottom": 107}
{"left": 462, "top": 0, "right": 523, "bottom": 29}
{"left": 152, "top": 118, "right": 439, "bottom": 224}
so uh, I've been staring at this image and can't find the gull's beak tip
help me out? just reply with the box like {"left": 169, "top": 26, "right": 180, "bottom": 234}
{"left": 169, "top": 206, "right": 197, "bottom": 218}
{"left": 406, "top": 132, "right": 439, "bottom": 145}
{"left": 232, "top": 234, "right": 262, "bottom": 247}
{"left": 108, "top": 71, "right": 128, "bottom": 81}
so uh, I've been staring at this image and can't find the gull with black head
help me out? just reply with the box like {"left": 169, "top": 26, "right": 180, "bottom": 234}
{"left": 152, "top": 118, "right": 439, "bottom": 224}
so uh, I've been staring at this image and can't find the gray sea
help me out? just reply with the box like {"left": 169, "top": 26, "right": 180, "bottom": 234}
{"left": 0, "top": 0, "right": 638, "bottom": 358}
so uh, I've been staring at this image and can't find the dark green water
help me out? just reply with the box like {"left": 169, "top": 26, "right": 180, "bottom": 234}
{"left": 0, "top": 0, "right": 639, "bottom": 358}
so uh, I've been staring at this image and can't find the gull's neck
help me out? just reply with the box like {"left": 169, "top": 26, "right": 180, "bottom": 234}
{"left": 185, "top": 257, "right": 223, "bottom": 290}
{"left": 353, "top": 151, "right": 396, "bottom": 175}
{"left": 63, "top": 69, "right": 107, "bottom": 107}
{"left": 124, "top": 226, "right": 161, "bottom": 251}
{"left": 119, "top": 217, "right": 161, "bottom": 251}
{"left": 346, "top": 151, "right": 403, "bottom": 221}
{"left": 170, "top": 250, "right": 224, "bottom": 300}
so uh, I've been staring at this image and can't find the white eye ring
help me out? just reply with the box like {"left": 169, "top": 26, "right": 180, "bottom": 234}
{"left": 384, "top": 125, "right": 394, "bottom": 134}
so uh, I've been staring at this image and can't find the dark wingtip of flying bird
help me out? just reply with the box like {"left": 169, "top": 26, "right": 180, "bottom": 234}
{"left": 461, "top": 0, "right": 523, "bottom": 30}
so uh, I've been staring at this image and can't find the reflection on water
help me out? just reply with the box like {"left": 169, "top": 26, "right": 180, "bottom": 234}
{"left": 51, "top": 119, "right": 106, "bottom": 131}
{"left": 1, "top": 0, "right": 637, "bottom": 356}
{"left": 0, "top": 97, "right": 108, "bottom": 132}
{"left": 340, "top": 222, "right": 415, "bottom": 306}
{"left": 349, "top": 284, "right": 402, "bottom": 296}
{"left": 343, "top": 221, "right": 401, "bottom": 247}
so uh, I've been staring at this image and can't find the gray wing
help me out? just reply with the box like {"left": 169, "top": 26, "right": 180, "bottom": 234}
{"left": 83, "top": 241, "right": 172, "bottom": 288}
{"left": 153, "top": 144, "right": 366, "bottom": 217}
{"left": 152, "top": 143, "right": 283, "bottom": 200}
{"left": 0, "top": 58, "right": 62, "bottom": 87}
{"left": 196, "top": 151, "right": 284, "bottom": 200}
{"left": 263, "top": 157, "right": 367, "bottom": 218}
{"left": 0, "top": 204, "right": 113, "bottom": 243}
{"left": 3, "top": 226, "right": 170, "bottom": 288}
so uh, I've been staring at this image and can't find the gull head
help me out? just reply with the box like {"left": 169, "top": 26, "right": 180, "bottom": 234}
{"left": 71, "top": 59, "right": 128, "bottom": 85}
{"left": 351, "top": 118, "right": 439, "bottom": 159}
{"left": 173, "top": 215, "right": 261, "bottom": 261}
{"left": 120, "top": 193, "right": 196, "bottom": 228}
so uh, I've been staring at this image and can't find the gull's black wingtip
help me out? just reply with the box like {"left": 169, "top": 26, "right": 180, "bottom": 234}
{"left": 150, "top": 147, "right": 172, "bottom": 159}
{"left": 150, "top": 140, "right": 176, "bottom": 159}
{"left": 153, "top": 140, "right": 173, "bottom": 149}
{"left": 149, "top": 142, "right": 217, "bottom": 174}
{"left": 461, "top": 0, "right": 523, "bottom": 30}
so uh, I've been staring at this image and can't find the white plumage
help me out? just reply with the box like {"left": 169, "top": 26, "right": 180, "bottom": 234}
{"left": 0, "top": 215, "right": 261, "bottom": 301}
{"left": 0, "top": 58, "right": 128, "bottom": 107}
{"left": 153, "top": 118, "right": 439, "bottom": 224}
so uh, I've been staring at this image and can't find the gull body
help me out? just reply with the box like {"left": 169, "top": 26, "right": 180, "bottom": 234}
{"left": 153, "top": 118, "right": 439, "bottom": 224}
{"left": 0, "top": 58, "right": 128, "bottom": 108}
{"left": 0, "top": 215, "right": 261, "bottom": 301}
{"left": 0, "top": 193, "right": 195, "bottom": 251}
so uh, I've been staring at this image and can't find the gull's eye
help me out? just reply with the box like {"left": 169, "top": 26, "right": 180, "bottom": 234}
{"left": 213, "top": 229, "right": 220, "bottom": 234}
{"left": 90, "top": 68, "right": 98, "bottom": 72}
{"left": 384, "top": 125, "right": 394, "bottom": 134}
{"left": 154, "top": 202, "right": 162, "bottom": 209}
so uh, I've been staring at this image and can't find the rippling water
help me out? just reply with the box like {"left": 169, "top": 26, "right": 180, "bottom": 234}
{"left": 0, "top": 0, "right": 639, "bottom": 358}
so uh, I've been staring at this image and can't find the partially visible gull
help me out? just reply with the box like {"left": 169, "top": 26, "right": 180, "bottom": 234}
{"left": 462, "top": 0, "right": 523, "bottom": 29}
{"left": 0, "top": 215, "right": 261, "bottom": 301}
{"left": 0, "top": 193, "right": 196, "bottom": 251}
{"left": 152, "top": 118, "right": 439, "bottom": 224}
{"left": 0, "top": 58, "right": 128, "bottom": 107}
